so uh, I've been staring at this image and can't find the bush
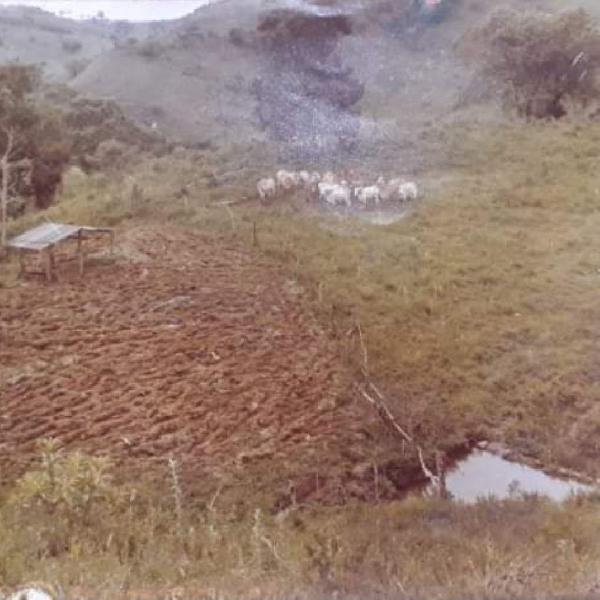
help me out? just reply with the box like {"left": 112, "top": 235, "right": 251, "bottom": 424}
{"left": 9, "top": 439, "right": 117, "bottom": 522}
{"left": 137, "top": 39, "right": 166, "bottom": 59}
{"left": 31, "top": 112, "right": 72, "bottom": 209}
{"left": 94, "top": 138, "right": 132, "bottom": 169}
{"left": 461, "top": 9, "right": 600, "bottom": 119}
{"left": 65, "top": 58, "right": 90, "bottom": 79}
{"left": 229, "top": 27, "right": 246, "bottom": 47}
{"left": 61, "top": 38, "right": 82, "bottom": 54}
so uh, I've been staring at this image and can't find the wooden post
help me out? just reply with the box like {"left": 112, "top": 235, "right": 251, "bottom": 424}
{"left": 252, "top": 221, "right": 258, "bottom": 247}
{"left": 50, "top": 247, "right": 56, "bottom": 281}
{"left": 109, "top": 230, "right": 115, "bottom": 256}
{"left": 77, "top": 229, "right": 84, "bottom": 276}
{"left": 45, "top": 247, "right": 52, "bottom": 282}
{"left": 18, "top": 249, "right": 25, "bottom": 278}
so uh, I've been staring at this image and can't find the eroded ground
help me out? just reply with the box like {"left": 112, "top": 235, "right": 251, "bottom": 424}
{"left": 0, "top": 226, "right": 400, "bottom": 502}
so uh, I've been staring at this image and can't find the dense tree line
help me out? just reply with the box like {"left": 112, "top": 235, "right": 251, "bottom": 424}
{"left": 0, "top": 64, "right": 70, "bottom": 245}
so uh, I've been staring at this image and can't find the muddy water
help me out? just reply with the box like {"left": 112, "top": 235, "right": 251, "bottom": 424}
{"left": 442, "top": 451, "right": 593, "bottom": 503}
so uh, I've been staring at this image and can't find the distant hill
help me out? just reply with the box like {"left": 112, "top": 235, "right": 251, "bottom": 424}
{"left": 2, "top": 0, "right": 599, "bottom": 158}
{"left": 69, "top": 0, "right": 490, "bottom": 155}
{"left": 0, "top": 5, "right": 168, "bottom": 82}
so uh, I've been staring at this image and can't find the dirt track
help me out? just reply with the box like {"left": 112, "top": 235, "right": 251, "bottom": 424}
{"left": 0, "top": 226, "right": 394, "bottom": 501}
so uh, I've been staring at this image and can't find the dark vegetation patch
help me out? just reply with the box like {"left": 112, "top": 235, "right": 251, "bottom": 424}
{"left": 462, "top": 8, "right": 600, "bottom": 119}
{"left": 61, "top": 96, "right": 167, "bottom": 169}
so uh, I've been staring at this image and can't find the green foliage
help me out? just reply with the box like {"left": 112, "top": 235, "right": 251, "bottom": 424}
{"left": 462, "top": 9, "right": 600, "bottom": 118}
{"left": 30, "top": 110, "right": 71, "bottom": 209}
{"left": 9, "top": 439, "right": 117, "bottom": 520}
{"left": 65, "top": 57, "right": 90, "bottom": 79}
{"left": 1, "top": 444, "right": 600, "bottom": 597}
{"left": 62, "top": 97, "right": 166, "bottom": 168}
{"left": 136, "top": 39, "right": 167, "bottom": 60}
{"left": 61, "top": 38, "right": 82, "bottom": 54}
{"left": 0, "top": 65, "right": 71, "bottom": 213}
{"left": 0, "top": 441, "right": 125, "bottom": 582}
{"left": 0, "top": 64, "right": 40, "bottom": 151}
{"left": 94, "top": 138, "right": 133, "bottom": 170}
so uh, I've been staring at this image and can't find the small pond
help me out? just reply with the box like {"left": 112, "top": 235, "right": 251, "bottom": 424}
{"left": 441, "top": 450, "right": 593, "bottom": 503}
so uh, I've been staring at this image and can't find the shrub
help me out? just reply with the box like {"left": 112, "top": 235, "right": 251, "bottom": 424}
{"left": 137, "top": 39, "right": 166, "bottom": 59}
{"left": 94, "top": 138, "right": 132, "bottom": 169}
{"left": 0, "top": 439, "right": 127, "bottom": 571}
{"left": 229, "top": 27, "right": 246, "bottom": 47}
{"left": 65, "top": 58, "right": 90, "bottom": 79}
{"left": 9, "top": 439, "right": 117, "bottom": 522}
{"left": 61, "top": 38, "right": 82, "bottom": 54}
{"left": 461, "top": 9, "right": 600, "bottom": 119}
{"left": 31, "top": 112, "right": 72, "bottom": 209}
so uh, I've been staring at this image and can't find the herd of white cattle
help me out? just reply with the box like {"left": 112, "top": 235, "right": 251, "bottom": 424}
{"left": 257, "top": 169, "right": 419, "bottom": 208}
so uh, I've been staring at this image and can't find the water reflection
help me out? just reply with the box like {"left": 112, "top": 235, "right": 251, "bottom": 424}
{"left": 442, "top": 451, "right": 593, "bottom": 503}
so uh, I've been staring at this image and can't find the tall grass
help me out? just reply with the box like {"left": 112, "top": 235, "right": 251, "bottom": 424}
{"left": 2, "top": 443, "right": 600, "bottom": 598}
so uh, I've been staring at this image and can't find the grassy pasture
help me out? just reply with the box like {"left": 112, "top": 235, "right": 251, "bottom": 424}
{"left": 4, "top": 120, "right": 600, "bottom": 596}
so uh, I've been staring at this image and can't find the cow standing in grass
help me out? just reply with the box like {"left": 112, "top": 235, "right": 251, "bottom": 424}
{"left": 257, "top": 177, "right": 276, "bottom": 202}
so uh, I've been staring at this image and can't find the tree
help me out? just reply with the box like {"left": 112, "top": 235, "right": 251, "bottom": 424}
{"left": 0, "top": 65, "right": 71, "bottom": 245}
{"left": 461, "top": 9, "right": 600, "bottom": 119}
{"left": 0, "top": 65, "right": 39, "bottom": 246}
{"left": 31, "top": 112, "right": 71, "bottom": 209}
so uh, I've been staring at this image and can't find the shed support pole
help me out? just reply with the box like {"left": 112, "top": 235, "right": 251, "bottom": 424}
{"left": 18, "top": 250, "right": 24, "bottom": 278}
{"left": 77, "top": 230, "right": 84, "bottom": 276}
{"left": 45, "top": 247, "right": 52, "bottom": 282}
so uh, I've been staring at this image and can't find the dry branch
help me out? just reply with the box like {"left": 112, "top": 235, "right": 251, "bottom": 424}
{"left": 355, "top": 379, "right": 446, "bottom": 496}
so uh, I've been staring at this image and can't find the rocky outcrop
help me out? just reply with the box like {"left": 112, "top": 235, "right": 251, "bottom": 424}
{"left": 254, "top": 9, "right": 364, "bottom": 158}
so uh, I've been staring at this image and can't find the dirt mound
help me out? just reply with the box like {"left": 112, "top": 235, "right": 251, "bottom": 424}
{"left": 0, "top": 226, "right": 400, "bottom": 503}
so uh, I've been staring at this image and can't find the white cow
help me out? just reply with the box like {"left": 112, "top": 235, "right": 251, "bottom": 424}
{"left": 398, "top": 181, "right": 419, "bottom": 201}
{"left": 276, "top": 169, "right": 298, "bottom": 191}
{"left": 5, "top": 587, "right": 57, "bottom": 600}
{"left": 298, "top": 170, "right": 311, "bottom": 186}
{"left": 321, "top": 171, "right": 336, "bottom": 184}
{"left": 318, "top": 181, "right": 351, "bottom": 207}
{"left": 355, "top": 185, "right": 381, "bottom": 207}
{"left": 305, "top": 171, "right": 322, "bottom": 201}
{"left": 379, "top": 177, "right": 403, "bottom": 201}
{"left": 257, "top": 177, "right": 276, "bottom": 202}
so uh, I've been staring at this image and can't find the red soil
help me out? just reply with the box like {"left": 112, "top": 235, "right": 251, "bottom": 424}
{"left": 0, "top": 226, "right": 391, "bottom": 501}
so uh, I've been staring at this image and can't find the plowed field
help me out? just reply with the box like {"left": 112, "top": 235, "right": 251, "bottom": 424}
{"left": 0, "top": 226, "right": 393, "bottom": 502}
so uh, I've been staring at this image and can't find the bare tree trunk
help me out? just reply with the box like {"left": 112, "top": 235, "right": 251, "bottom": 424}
{"left": 1, "top": 129, "right": 14, "bottom": 247}
{"left": 1, "top": 154, "right": 9, "bottom": 247}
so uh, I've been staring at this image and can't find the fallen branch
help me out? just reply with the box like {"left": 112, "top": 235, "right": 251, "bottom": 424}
{"left": 355, "top": 382, "right": 413, "bottom": 443}
{"left": 356, "top": 321, "right": 368, "bottom": 375}
{"left": 418, "top": 446, "right": 441, "bottom": 495}
{"left": 355, "top": 379, "right": 446, "bottom": 496}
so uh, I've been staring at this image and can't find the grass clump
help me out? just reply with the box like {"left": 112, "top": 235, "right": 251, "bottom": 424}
{"left": 2, "top": 443, "right": 600, "bottom": 597}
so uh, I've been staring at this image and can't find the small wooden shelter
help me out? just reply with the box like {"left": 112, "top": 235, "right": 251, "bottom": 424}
{"left": 8, "top": 222, "right": 114, "bottom": 281}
